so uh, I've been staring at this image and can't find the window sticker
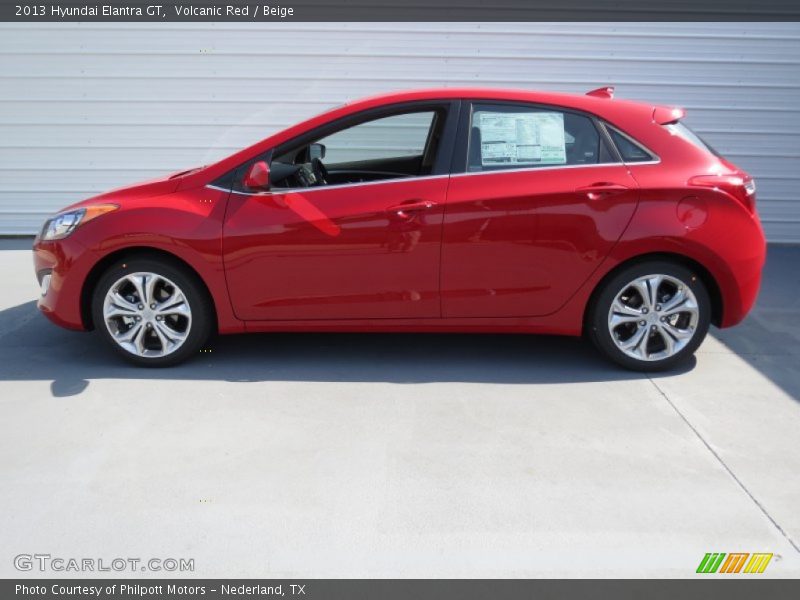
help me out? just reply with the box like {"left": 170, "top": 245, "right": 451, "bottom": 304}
{"left": 478, "top": 112, "right": 567, "bottom": 166}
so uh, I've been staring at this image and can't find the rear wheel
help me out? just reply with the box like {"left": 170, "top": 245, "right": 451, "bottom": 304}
{"left": 587, "top": 261, "right": 711, "bottom": 371}
{"left": 91, "top": 258, "right": 213, "bottom": 366}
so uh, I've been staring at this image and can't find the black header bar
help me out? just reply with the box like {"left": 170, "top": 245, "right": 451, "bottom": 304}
{"left": 2, "top": 0, "right": 800, "bottom": 22}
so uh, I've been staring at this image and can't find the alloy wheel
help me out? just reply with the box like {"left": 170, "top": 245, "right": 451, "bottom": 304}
{"left": 102, "top": 271, "right": 192, "bottom": 358}
{"left": 607, "top": 273, "right": 700, "bottom": 362}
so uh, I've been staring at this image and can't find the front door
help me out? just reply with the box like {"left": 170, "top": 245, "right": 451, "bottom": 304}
{"left": 223, "top": 104, "right": 456, "bottom": 321}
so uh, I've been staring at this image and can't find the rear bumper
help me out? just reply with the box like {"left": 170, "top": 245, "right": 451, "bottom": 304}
{"left": 718, "top": 216, "right": 767, "bottom": 328}
{"left": 33, "top": 236, "right": 98, "bottom": 331}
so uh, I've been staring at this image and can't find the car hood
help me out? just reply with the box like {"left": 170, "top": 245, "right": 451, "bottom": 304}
{"left": 58, "top": 167, "right": 204, "bottom": 213}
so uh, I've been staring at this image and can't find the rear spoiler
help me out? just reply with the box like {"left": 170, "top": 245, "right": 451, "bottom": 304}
{"left": 585, "top": 87, "right": 685, "bottom": 124}
{"left": 653, "top": 105, "right": 685, "bottom": 125}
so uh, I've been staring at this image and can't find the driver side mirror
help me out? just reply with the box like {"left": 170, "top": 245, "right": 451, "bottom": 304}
{"left": 243, "top": 161, "right": 270, "bottom": 191}
{"left": 309, "top": 143, "right": 326, "bottom": 161}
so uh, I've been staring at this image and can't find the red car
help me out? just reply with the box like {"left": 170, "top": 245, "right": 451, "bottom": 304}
{"left": 33, "top": 87, "right": 766, "bottom": 370}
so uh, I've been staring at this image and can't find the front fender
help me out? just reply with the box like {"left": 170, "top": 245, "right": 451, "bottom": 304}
{"left": 70, "top": 188, "right": 244, "bottom": 334}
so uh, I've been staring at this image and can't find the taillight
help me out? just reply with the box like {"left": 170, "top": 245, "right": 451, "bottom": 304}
{"left": 688, "top": 174, "right": 756, "bottom": 212}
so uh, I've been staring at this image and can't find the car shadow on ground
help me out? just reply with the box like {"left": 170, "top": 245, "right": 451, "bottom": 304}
{"left": 711, "top": 245, "right": 800, "bottom": 402}
{"left": 0, "top": 299, "right": 694, "bottom": 396}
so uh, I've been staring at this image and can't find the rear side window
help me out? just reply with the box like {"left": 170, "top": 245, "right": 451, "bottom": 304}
{"left": 606, "top": 126, "right": 656, "bottom": 163}
{"left": 468, "top": 103, "right": 616, "bottom": 172}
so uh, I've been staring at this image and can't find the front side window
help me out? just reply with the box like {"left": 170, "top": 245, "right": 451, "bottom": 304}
{"left": 317, "top": 111, "right": 435, "bottom": 164}
{"left": 467, "top": 103, "right": 614, "bottom": 172}
{"left": 270, "top": 108, "right": 445, "bottom": 189}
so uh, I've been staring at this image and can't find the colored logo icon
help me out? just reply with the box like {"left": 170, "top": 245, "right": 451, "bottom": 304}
{"left": 696, "top": 552, "right": 773, "bottom": 574}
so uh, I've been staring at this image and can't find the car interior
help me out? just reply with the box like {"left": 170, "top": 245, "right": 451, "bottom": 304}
{"left": 269, "top": 108, "right": 447, "bottom": 189}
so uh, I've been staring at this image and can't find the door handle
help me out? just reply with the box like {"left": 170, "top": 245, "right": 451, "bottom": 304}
{"left": 576, "top": 182, "right": 630, "bottom": 201}
{"left": 387, "top": 200, "right": 438, "bottom": 219}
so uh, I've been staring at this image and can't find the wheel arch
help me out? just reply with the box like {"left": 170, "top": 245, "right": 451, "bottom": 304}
{"left": 583, "top": 252, "right": 724, "bottom": 332}
{"left": 80, "top": 246, "right": 217, "bottom": 331}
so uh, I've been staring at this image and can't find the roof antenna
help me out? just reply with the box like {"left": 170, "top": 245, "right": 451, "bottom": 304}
{"left": 586, "top": 86, "right": 615, "bottom": 99}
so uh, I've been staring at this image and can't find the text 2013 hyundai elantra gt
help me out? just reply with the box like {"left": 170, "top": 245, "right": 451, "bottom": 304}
{"left": 32, "top": 87, "right": 766, "bottom": 369}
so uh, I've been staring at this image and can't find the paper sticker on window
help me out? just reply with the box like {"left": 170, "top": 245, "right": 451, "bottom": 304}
{"left": 478, "top": 112, "right": 566, "bottom": 166}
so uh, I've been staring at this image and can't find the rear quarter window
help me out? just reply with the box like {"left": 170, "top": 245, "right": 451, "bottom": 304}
{"left": 606, "top": 126, "right": 656, "bottom": 163}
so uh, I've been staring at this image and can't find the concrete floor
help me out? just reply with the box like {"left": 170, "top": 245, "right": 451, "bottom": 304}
{"left": 1, "top": 239, "right": 799, "bottom": 578}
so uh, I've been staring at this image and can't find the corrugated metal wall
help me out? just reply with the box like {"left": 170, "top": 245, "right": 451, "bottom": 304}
{"left": 0, "top": 22, "right": 798, "bottom": 241}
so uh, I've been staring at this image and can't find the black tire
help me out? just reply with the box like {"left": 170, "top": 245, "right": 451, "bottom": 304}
{"left": 91, "top": 257, "right": 214, "bottom": 367}
{"left": 587, "top": 260, "right": 711, "bottom": 371}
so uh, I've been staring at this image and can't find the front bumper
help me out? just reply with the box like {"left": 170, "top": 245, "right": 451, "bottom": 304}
{"left": 33, "top": 236, "right": 98, "bottom": 331}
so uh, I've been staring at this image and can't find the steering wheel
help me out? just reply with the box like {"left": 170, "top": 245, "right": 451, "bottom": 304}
{"left": 294, "top": 165, "right": 313, "bottom": 187}
{"left": 311, "top": 157, "right": 328, "bottom": 185}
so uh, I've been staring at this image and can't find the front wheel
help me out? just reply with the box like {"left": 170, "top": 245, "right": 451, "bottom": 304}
{"left": 91, "top": 258, "right": 213, "bottom": 367}
{"left": 587, "top": 261, "right": 711, "bottom": 371}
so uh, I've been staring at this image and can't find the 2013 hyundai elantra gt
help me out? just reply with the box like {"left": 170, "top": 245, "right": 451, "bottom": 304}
{"left": 32, "top": 87, "right": 766, "bottom": 369}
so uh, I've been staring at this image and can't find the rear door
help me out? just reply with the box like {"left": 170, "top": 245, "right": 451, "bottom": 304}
{"left": 441, "top": 101, "right": 640, "bottom": 318}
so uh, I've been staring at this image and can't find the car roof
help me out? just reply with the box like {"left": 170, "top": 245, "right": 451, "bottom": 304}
{"left": 341, "top": 87, "right": 659, "bottom": 117}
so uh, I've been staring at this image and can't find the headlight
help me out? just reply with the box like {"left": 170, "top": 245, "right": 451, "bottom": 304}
{"left": 40, "top": 204, "right": 118, "bottom": 241}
